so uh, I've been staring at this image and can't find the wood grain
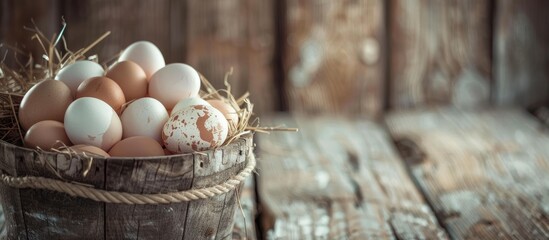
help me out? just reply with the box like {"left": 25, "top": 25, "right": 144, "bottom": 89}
{"left": 0, "top": 144, "right": 28, "bottom": 239}
{"left": 0, "top": 0, "right": 60, "bottom": 68}
{"left": 104, "top": 156, "right": 193, "bottom": 239}
{"left": 15, "top": 147, "right": 105, "bottom": 239}
{"left": 386, "top": 108, "right": 549, "bottom": 239}
{"left": 257, "top": 116, "right": 447, "bottom": 239}
{"left": 231, "top": 175, "right": 257, "bottom": 240}
{"left": 282, "top": 0, "right": 385, "bottom": 117}
{"left": 63, "top": 0, "right": 172, "bottom": 64}
{"left": 184, "top": 0, "right": 277, "bottom": 115}
{"left": 494, "top": 1, "right": 549, "bottom": 107}
{"left": 390, "top": 0, "right": 491, "bottom": 109}
{"left": 183, "top": 138, "right": 250, "bottom": 239}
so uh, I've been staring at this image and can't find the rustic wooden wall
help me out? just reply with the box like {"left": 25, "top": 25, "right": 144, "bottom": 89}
{"left": 0, "top": 0, "right": 61, "bottom": 67}
{"left": 280, "top": 0, "right": 386, "bottom": 117}
{"left": 389, "top": 0, "right": 492, "bottom": 109}
{"left": 494, "top": 0, "right": 549, "bottom": 108}
{"left": 63, "top": 0, "right": 172, "bottom": 62}
{"left": 184, "top": 0, "right": 277, "bottom": 116}
{"left": 2, "top": 0, "right": 549, "bottom": 115}
{"left": 0, "top": 0, "right": 278, "bottom": 115}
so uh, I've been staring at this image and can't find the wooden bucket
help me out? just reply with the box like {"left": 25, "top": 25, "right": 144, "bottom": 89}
{"left": 0, "top": 133, "right": 254, "bottom": 239}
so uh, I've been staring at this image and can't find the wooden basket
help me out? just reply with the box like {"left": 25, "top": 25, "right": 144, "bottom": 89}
{"left": 0, "top": 133, "right": 254, "bottom": 239}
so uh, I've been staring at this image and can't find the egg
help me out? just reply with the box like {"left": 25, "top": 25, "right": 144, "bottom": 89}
{"left": 171, "top": 97, "right": 210, "bottom": 116}
{"left": 149, "top": 63, "right": 201, "bottom": 110}
{"left": 118, "top": 41, "right": 165, "bottom": 78}
{"left": 54, "top": 60, "right": 104, "bottom": 96}
{"left": 64, "top": 97, "right": 123, "bottom": 151}
{"left": 163, "top": 105, "right": 228, "bottom": 153}
{"left": 24, "top": 120, "right": 71, "bottom": 150}
{"left": 69, "top": 145, "right": 110, "bottom": 158}
{"left": 106, "top": 61, "right": 148, "bottom": 101}
{"left": 207, "top": 99, "right": 239, "bottom": 127}
{"left": 76, "top": 76, "right": 126, "bottom": 113}
{"left": 18, "top": 79, "right": 73, "bottom": 130}
{"left": 108, "top": 136, "right": 165, "bottom": 157}
{"left": 120, "top": 97, "right": 168, "bottom": 143}
{"left": 163, "top": 148, "right": 174, "bottom": 155}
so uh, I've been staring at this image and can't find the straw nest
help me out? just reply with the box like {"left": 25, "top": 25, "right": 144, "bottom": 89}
{"left": 0, "top": 22, "right": 275, "bottom": 150}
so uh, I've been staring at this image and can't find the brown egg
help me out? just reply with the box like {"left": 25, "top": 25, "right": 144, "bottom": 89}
{"left": 24, "top": 120, "right": 71, "bottom": 150}
{"left": 207, "top": 99, "right": 239, "bottom": 127}
{"left": 76, "top": 77, "right": 126, "bottom": 113}
{"left": 18, "top": 79, "right": 73, "bottom": 130}
{"left": 163, "top": 148, "right": 174, "bottom": 155}
{"left": 106, "top": 61, "right": 148, "bottom": 101}
{"left": 70, "top": 144, "right": 110, "bottom": 158}
{"left": 109, "top": 136, "right": 165, "bottom": 157}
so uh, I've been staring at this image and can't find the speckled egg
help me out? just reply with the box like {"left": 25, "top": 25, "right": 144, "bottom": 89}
{"left": 162, "top": 105, "right": 228, "bottom": 153}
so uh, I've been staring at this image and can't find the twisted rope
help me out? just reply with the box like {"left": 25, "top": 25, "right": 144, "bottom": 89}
{"left": 0, "top": 155, "right": 256, "bottom": 205}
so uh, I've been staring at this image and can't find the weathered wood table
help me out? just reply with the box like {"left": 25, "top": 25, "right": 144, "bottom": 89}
{"left": 1, "top": 108, "right": 548, "bottom": 239}
{"left": 234, "top": 108, "right": 549, "bottom": 239}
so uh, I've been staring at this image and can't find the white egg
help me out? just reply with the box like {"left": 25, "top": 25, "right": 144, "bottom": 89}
{"left": 55, "top": 60, "right": 104, "bottom": 96}
{"left": 171, "top": 97, "right": 210, "bottom": 116}
{"left": 118, "top": 41, "right": 165, "bottom": 78}
{"left": 149, "top": 63, "right": 201, "bottom": 110}
{"left": 64, "top": 97, "right": 122, "bottom": 151}
{"left": 162, "top": 105, "right": 228, "bottom": 153}
{"left": 121, "top": 97, "right": 169, "bottom": 143}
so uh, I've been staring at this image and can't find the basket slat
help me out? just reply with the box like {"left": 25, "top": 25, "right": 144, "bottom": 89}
{"left": 0, "top": 134, "right": 253, "bottom": 239}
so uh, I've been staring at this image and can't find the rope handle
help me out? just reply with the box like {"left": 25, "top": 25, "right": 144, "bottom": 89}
{"left": 0, "top": 155, "right": 256, "bottom": 205}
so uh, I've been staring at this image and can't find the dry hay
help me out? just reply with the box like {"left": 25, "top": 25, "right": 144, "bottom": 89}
{"left": 0, "top": 21, "right": 295, "bottom": 149}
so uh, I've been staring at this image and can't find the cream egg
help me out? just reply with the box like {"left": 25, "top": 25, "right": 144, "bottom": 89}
{"left": 64, "top": 97, "right": 123, "bottom": 151}
{"left": 54, "top": 60, "right": 104, "bottom": 96}
{"left": 149, "top": 63, "right": 201, "bottom": 110}
{"left": 120, "top": 97, "right": 168, "bottom": 143}
{"left": 163, "top": 105, "right": 228, "bottom": 153}
{"left": 118, "top": 41, "right": 165, "bottom": 79}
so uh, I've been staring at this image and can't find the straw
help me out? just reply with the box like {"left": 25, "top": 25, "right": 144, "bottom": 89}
{"left": 0, "top": 21, "right": 297, "bottom": 147}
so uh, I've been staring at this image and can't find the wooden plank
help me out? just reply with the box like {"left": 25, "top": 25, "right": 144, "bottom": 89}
{"left": 0, "top": 0, "right": 60, "bottom": 67}
{"left": 183, "top": 138, "right": 248, "bottom": 239}
{"left": 0, "top": 201, "right": 5, "bottom": 236}
{"left": 231, "top": 174, "right": 257, "bottom": 240}
{"left": 390, "top": 0, "right": 491, "bottom": 108}
{"left": 494, "top": 1, "right": 549, "bottom": 107}
{"left": 104, "top": 156, "right": 193, "bottom": 239}
{"left": 0, "top": 144, "right": 28, "bottom": 239}
{"left": 184, "top": 0, "right": 277, "bottom": 115}
{"left": 258, "top": 116, "right": 448, "bottom": 239}
{"left": 386, "top": 108, "right": 549, "bottom": 239}
{"left": 63, "top": 0, "right": 172, "bottom": 64}
{"left": 17, "top": 151, "right": 105, "bottom": 239}
{"left": 213, "top": 141, "right": 248, "bottom": 240}
{"left": 282, "top": 0, "right": 385, "bottom": 117}
{"left": 17, "top": 152, "right": 104, "bottom": 239}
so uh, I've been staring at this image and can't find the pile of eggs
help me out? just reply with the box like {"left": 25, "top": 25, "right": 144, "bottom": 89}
{"left": 19, "top": 41, "right": 239, "bottom": 158}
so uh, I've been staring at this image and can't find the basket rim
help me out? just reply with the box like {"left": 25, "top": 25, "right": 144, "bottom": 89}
{"left": 0, "top": 133, "right": 252, "bottom": 161}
